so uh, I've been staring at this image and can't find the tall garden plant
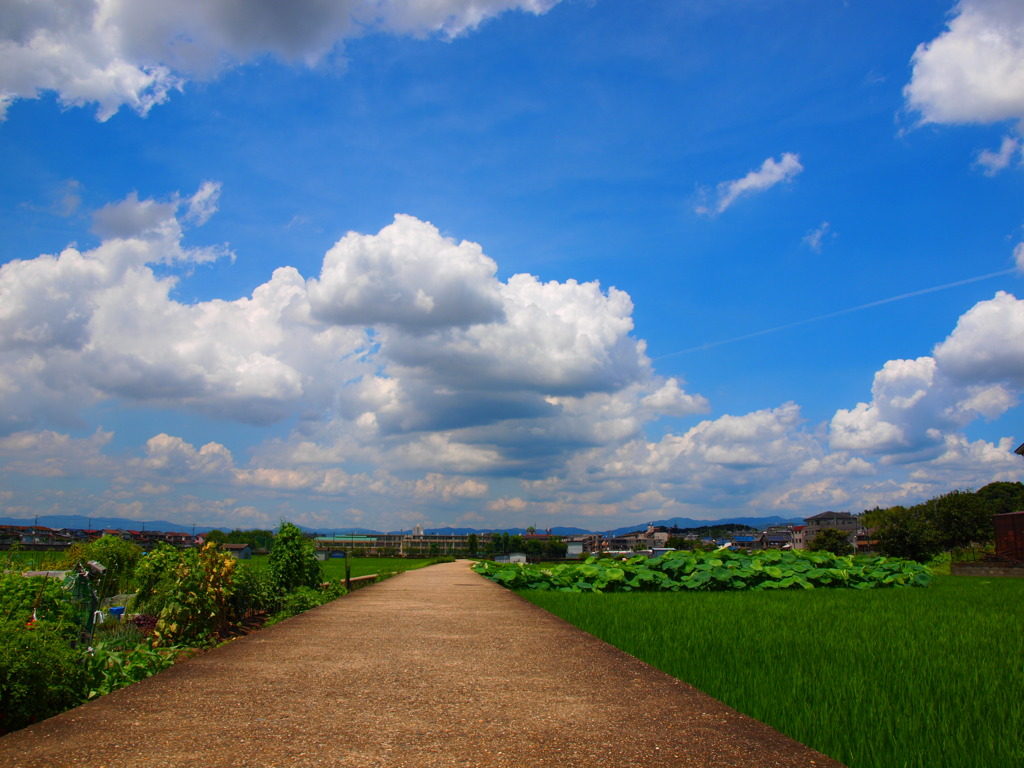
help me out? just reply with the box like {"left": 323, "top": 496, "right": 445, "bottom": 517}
{"left": 269, "top": 521, "right": 321, "bottom": 594}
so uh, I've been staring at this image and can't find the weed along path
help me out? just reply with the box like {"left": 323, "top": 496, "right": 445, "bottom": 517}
{"left": 0, "top": 561, "right": 843, "bottom": 768}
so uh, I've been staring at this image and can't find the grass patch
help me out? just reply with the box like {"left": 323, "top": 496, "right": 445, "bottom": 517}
{"left": 521, "top": 575, "right": 1024, "bottom": 768}
{"left": 247, "top": 555, "right": 441, "bottom": 581}
{"left": 2, "top": 550, "right": 66, "bottom": 570}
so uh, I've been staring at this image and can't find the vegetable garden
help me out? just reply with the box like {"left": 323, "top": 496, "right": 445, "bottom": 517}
{"left": 0, "top": 523, "right": 361, "bottom": 734}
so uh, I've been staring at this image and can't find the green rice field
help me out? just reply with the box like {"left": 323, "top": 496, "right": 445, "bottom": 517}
{"left": 522, "top": 575, "right": 1024, "bottom": 768}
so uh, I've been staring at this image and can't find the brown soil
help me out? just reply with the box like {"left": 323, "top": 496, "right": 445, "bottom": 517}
{"left": 0, "top": 560, "right": 845, "bottom": 768}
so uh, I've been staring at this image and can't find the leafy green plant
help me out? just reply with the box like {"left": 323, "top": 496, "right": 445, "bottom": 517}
{"left": 473, "top": 549, "right": 932, "bottom": 592}
{"left": 92, "top": 618, "right": 146, "bottom": 650}
{"left": 133, "top": 542, "right": 236, "bottom": 645}
{"left": 269, "top": 521, "right": 321, "bottom": 594}
{"left": 83, "top": 640, "right": 180, "bottom": 700}
{"left": 277, "top": 586, "right": 322, "bottom": 615}
{"left": 0, "top": 570, "right": 80, "bottom": 634}
{"left": 229, "top": 560, "right": 280, "bottom": 618}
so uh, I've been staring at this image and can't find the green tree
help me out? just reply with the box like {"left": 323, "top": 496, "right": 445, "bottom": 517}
{"left": 202, "top": 529, "right": 227, "bottom": 545}
{"left": 870, "top": 505, "right": 942, "bottom": 562}
{"left": 221, "top": 528, "right": 274, "bottom": 550}
{"left": 975, "top": 481, "right": 1024, "bottom": 516}
{"left": 931, "top": 490, "right": 994, "bottom": 549}
{"left": 269, "top": 521, "right": 321, "bottom": 593}
{"left": 542, "top": 537, "right": 567, "bottom": 558}
{"left": 808, "top": 527, "right": 854, "bottom": 556}
{"left": 466, "top": 533, "right": 478, "bottom": 556}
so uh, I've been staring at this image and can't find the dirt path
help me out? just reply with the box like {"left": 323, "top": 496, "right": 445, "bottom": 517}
{"left": 0, "top": 560, "right": 844, "bottom": 768}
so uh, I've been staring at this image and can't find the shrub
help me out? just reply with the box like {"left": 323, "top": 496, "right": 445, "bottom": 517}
{"left": 278, "top": 586, "right": 323, "bottom": 615}
{"left": 0, "top": 619, "right": 89, "bottom": 735}
{"left": 474, "top": 549, "right": 932, "bottom": 592}
{"left": 230, "top": 561, "right": 280, "bottom": 618}
{"left": 320, "top": 579, "right": 349, "bottom": 601}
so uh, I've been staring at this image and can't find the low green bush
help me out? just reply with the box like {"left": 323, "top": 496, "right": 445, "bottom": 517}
{"left": 82, "top": 640, "right": 179, "bottom": 700}
{"left": 0, "top": 619, "right": 89, "bottom": 735}
{"left": 229, "top": 560, "right": 280, "bottom": 618}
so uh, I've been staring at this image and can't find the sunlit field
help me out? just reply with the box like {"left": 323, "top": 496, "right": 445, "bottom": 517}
{"left": 522, "top": 576, "right": 1024, "bottom": 768}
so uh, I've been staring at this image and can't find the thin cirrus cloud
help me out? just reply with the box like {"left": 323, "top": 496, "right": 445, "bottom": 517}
{"left": 0, "top": 0, "right": 563, "bottom": 120}
{"left": 975, "top": 136, "right": 1022, "bottom": 176}
{"left": 696, "top": 152, "right": 803, "bottom": 215}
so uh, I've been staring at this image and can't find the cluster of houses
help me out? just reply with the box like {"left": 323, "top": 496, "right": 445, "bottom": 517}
{"left": 0, "top": 524, "right": 197, "bottom": 550}
{"left": 568, "top": 511, "right": 865, "bottom": 557}
{"left": 2, "top": 511, "right": 868, "bottom": 560}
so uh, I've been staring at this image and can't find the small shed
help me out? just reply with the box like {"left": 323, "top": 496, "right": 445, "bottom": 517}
{"left": 994, "top": 512, "right": 1024, "bottom": 562}
{"left": 221, "top": 543, "right": 252, "bottom": 560}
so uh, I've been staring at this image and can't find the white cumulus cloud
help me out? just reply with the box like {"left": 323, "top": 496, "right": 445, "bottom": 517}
{"left": 905, "top": 0, "right": 1024, "bottom": 126}
{"left": 829, "top": 291, "right": 1024, "bottom": 459}
{"left": 1, "top": 186, "right": 708, "bottom": 491}
{"left": 0, "top": 0, "right": 563, "bottom": 121}
{"left": 307, "top": 214, "right": 504, "bottom": 330}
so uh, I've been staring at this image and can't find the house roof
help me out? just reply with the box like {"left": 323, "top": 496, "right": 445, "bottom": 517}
{"left": 805, "top": 511, "right": 854, "bottom": 520}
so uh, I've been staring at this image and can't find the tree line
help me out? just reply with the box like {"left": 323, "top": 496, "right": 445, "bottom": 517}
{"left": 864, "top": 481, "right": 1024, "bottom": 561}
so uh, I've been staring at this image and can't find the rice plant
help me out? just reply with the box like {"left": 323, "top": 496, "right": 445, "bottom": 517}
{"left": 522, "top": 576, "right": 1024, "bottom": 768}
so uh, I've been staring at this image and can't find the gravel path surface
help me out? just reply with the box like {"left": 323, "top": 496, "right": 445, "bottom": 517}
{"left": 0, "top": 560, "right": 845, "bottom": 768}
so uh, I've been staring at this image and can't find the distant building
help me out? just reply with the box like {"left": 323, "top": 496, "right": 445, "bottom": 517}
{"left": 795, "top": 512, "right": 859, "bottom": 550}
{"left": 221, "top": 543, "right": 252, "bottom": 560}
{"left": 754, "top": 527, "right": 793, "bottom": 550}
{"left": 494, "top": 552, "right": 527, "bottom": 564}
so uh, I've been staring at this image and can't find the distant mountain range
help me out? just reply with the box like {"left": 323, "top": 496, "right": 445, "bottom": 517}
{"left": 0, "top": 514, "right": 804, "bottom": 536}
{"left": 603, "top": 516, "right": 803, "bottom": 537}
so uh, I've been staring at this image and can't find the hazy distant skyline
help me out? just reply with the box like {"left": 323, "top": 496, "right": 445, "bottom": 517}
{"left": 1, "top": 0, "right": 1023, "bottom": 532}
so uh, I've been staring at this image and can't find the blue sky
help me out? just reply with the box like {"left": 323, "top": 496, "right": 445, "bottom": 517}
{"left": 1, "top": 0, "right": 1023, "bottom": 532}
